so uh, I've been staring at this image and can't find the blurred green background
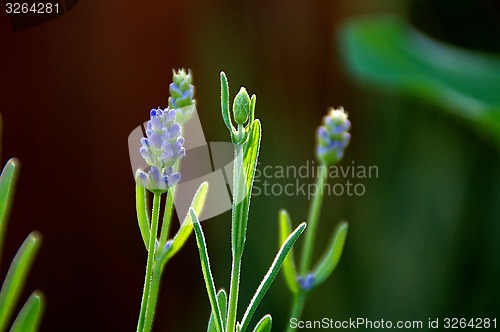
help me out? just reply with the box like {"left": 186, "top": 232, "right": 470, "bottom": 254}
{"left": 1, "top": 0, "right": 499, "bottom": 330}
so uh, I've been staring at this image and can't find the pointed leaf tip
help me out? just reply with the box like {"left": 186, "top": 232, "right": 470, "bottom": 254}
{"left": 207, "top": 289, "right": 227, "bottom": 332}
{"left": 10, "top": 291, "right": 45, "bottom": 332}
{"left": 278, "top": 209, "right": 299, "bottom": 293}
{"left": 220, "top": 71, "right": 234, "bottom": 134}
{"left": 252, "top": 315, "right": 272, "bottom": 332}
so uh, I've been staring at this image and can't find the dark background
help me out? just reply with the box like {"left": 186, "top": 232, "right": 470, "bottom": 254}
{"left": 1, "top": 0, "right": 499, "bottom": 331}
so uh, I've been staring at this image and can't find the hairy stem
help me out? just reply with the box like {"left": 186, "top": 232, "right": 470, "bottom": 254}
{"left": 226, "top": 253, "right": 242, "bottom": 332}
{"left": 227, "top": 144, "right": 245, "bottom": 332}
{"left": 158, "top": 160, "right": 180, "bottom": 248}
{"left": 159, "top": 186, "right": 175, "bottom": 248}
{"left": 142, "top": 261, "right": 163, "bottom": 332}
{"left": 137, "top": 192, "right": 161, "bottom": 332}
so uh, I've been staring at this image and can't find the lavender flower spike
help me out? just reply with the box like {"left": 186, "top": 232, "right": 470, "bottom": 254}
{"left": 168, "top": 69, "right": 195, "bottom": 124}
{"left": 316, "top": 107, "right": 351, "bottom": 166}
{"left": 138, "top": 107, "right": 185, "bottom": 192}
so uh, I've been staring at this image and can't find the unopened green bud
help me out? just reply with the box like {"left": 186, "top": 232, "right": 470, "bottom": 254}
{"left": 233, "top": 87, "right": 250, "bottom": 125}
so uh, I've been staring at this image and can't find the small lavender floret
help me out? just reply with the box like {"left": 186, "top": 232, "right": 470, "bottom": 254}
{"left": 138, "top": 166, "right": 181, "bottom": 191}
{"left": 159, "top": 240, "right": 173, "bottom": 257}
{"left": 298, "top": 273, "right": 315, "bottom": 292}
{"left": 138, "top": 107, "right": 185, "bottom": 192}
{"left": 316, "top": 107, "right": 351, "bottom": 166}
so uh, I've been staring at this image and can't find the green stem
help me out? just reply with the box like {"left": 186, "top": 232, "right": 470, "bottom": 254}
{"left": 286, "top": 294, "right": 306, "bottom": 332}
{"left": 227, "top": 144, "right": 245, "bottom": 332}
{"left": 299, "top": 164, "right": 328, "bottom": 275}
{"left": 226, "top": 254, "right": 242, "bottom": 332}
{"left": 289, "top": 164, "right": 328, "bottom": 329}
{"left": 142, "top": 261, "right": 163, "bottom": 332}
{"left": 137, "top": 192, "right": 161, "bottom": 332}
{"left": 158, "top": 160, "right": 180, "bottom": 248}
{"left": 159, "top": 186, "right": 175, "bottom": 248}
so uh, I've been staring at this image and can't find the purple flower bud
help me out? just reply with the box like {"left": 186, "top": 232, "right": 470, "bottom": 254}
{"left": 316, "top": 107, "right": 351, "bottom": 166}
{"left": 168, "top": 69, "right": 196, "bottom": 124}
{"left": 168, "top": 69, "right": 195, "bottom": 110}
{"left": 298, "top": 273, "right": 315, "bottom": 292}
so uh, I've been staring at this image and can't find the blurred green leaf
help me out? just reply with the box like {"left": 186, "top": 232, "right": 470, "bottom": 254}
{"left": 0, "top": 232, "right": 42, "bottom": 331}
{"left": 0, "top": 159, "right": 20, "bottom": 262}
{"left": 251, "top": 315, "right": 272, "bottom": 332}
{"left": 313, "top": 222, "right": 348, "bottom": 287}
{"left": 207, "top": 289, "right": 227, "bottom": 332}
{"left": 340, "top": 15, "right": 500, "bottom": 146}
{"left": 161, "top": 182, "right": 208, "bottom": 265}
{"left": 239, "top": 222, "right": 306, "bottom": 332}
{"left": 10, "top": 291, "right": 44, "bottom": 332}
{"left": 278, "top": 209, "right": 299, "bottom": 294}
{"left": 192, "top": 208, "right": 224, "bottom": 332}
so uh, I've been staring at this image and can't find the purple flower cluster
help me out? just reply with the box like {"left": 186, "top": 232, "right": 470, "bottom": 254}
{"left": 316, "top": 107, "right": 351, "bottom": 166}
{"left": 138, "top": 107, "right": 185, "bottom": 191}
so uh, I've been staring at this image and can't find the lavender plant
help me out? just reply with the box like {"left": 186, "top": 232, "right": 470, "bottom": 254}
{"left": 0, "top": 117, "right": 44, "bottom": 331}
{"left": 135, "top": 70, "right": 208, "bottom": 332}
{"left": 190, "top": 72, "right": 307, "bottom": 332}
{"left": 280, "top": 107, "right": 351, "bottom": 331}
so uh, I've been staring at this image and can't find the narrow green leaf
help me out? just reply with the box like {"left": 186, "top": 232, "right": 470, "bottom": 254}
{"left": 0, "top": 232, "right": 41, "bottom": 331}
{"left": 220, "top": 71, "right": 235, "bottom": 134}
{"left": 232, "top": 120, "right": 262, "bottom": 258}
{"left": 192, "top": 208, "right": 224, "bottom": 332}
{"left": 249, "top": 95, "right": 256, "bottom": 127}
{"left": 10, "top": 291, "right": 44, "bottom": 332}
{"left": 313, "top": 221, "right": 348, "bottom": 286}
{"left": 207, "top": 289, "right": 227, "bottom": 332}
{"left": 278, "top": 209, "right": 299, "bottom": 293}
{"left": 252, "top": 315, "right": 272, "bottom": 332}
{"left": 231, "top": 145, "right": 246, "bottom": 258}
{"left": 135, "top": 172, "right": 150, "bottom": 250}
{"left": 161, "top": 182, "right": 208, "bottom": 265}
{"left": 239, "top": 222, "right": 306, "bottom": 332}
{"left": 243, "top": 120, "right": 261, "bottom": 198}
{"left": 0, "top": 158, "right": 20, "bottom": 262}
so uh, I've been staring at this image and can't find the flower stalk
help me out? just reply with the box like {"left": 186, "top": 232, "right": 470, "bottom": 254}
{"left": 282, "top": 107, "right": 351, "bottom": 331}
{"left": 191, "top": 72, "right": 306, "bottom": 332}
{"left": 135, "top": 70, "right": 208, "bottom": 332}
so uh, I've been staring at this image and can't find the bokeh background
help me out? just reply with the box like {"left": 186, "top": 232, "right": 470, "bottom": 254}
{"left": 1, "top": 0, "right": 499, "bottom": 330}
